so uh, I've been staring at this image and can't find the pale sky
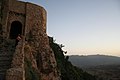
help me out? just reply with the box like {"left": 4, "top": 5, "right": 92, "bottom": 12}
{"left": 19, "top": 0, "right": 120, "bottom": 56}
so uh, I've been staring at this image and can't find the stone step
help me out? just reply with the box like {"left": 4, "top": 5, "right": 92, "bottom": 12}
{"left": 0, "top": 63, "right": 11, "bottom": 80}
{"left": 0, "top": 65, "right": 10, "bottom": 70}
{"left": 0, "top": 62, "right": 12, "bottom": 66}
{"left": 0, "top": 69, "right": 7, "bottom": 80}
{"left": 0, "top": 60, "right": 12, "bottom": 63}
{"left": 0, "top": 54, "right": 13, "bottom": 57}
{"left": 0, "top": 60, "right": 12, "bottom": 65}
{"left": 0, "top": 58, "right": 11, "bottom": 61}
{"left": 0, "top": 53, "right": 13, "bottom": 56}
{"left": 0, "top": 66, "right": 11, "bottom": 71}
{"left": 0, "top": 60, "right": 11, "bottom": 64}
{"left": 0, "top": 74, "right": 6, "bottom": 80}
{"left": 0, "top": 56, "right": 13, "bottom": 60}
{"left": 0, "top": 69, "right": 7, "bottom": 74}
{"left": 0, "top": 74, "right": 5, "bottom": 80}
{"left": 0, "top": 57, "right": 13, "bottom": 59}
{"left": 0, "top": 50, "right": 14, "bottom": 53}
{"left": 0, "top": 39, "right": 16, "bottom": 80}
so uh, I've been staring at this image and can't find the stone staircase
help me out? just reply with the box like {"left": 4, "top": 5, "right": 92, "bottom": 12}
{"left": 0, "top": 39, "right": 16, "bottom": 80}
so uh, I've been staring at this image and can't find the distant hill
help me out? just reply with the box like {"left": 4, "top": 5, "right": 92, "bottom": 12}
{"left": 69, "top": 55, "right": 120, "bottom": 68}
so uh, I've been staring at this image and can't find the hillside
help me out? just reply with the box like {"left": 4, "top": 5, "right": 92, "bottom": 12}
{"left": 49, "top": 37, "right": 97, "bottom": 80}
{"left": 69, "top": 55, "right": 120, "bottom": 68}
{"left": 86, "top": 65, "right": 120, "bottom": 80}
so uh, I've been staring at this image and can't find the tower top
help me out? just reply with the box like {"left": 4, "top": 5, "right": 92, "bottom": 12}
{"left": 1, "top": 0, "right": 46, "bottom": 39}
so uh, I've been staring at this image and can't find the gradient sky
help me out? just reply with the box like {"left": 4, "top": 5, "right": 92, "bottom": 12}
{"left": 20, "top": 0, "right": 120, "bottom": 56}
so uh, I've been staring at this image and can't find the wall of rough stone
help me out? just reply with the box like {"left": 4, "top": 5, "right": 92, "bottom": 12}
{"left": 6, "top": 0, "right": 25, "bottom": 38}
{"left": 6, "top": 40, "right": 25, "bottom": 80}
{"left": 9, "top": 0, "right": 25, "bottom": 14}
{"left": 0, "top": 0, "right": 4, "bottom": 54}
{"left": 0, "top": 0, "right": 4, "bottom": 22}
{"left": 4, "top": 0, "right": 46, "bottom": 39}
{"left": 1, "top": 0, "right": 60, "bottom": 80}
{"left": 25, "top": 3, "right": 46, "bottom": 35}
{"left": 25, "top": 2, "right": 60, "bottom": 80}
{"left": 0, "top": 0, "right": 3, "bottom": 33}
{"left": 26, "top": 22, "right": 60, "bottom": 80}
{"left": 7, "top": 11, "right": 25, "bottom": 38}
{"left": 2, "top": 0, "right": 10, "bottom": 38}
{"left": 0, "top": 0, "right": 2, "bottom": 22}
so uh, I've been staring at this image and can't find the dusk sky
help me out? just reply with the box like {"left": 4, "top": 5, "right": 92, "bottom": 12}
{"left": 20, "top": 0, "right": 120, "bottom": 56}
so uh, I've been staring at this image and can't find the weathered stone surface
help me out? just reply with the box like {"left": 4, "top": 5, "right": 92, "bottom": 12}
{"left": 6, "top": 68, "right": 25, "bottom": 80}
{"left": 0, "top": 39, "right": 15, "bottom": 80}
{"left": 6, "top": 39, "right": 25, "bottom": 80}
{"left": 0, "top": 0, "right": 60, "bottom": 80}
{"left": 26, "top": 26, "right": 60, "bottom": 80}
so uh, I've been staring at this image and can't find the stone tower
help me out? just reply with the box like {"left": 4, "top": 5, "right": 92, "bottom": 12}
{"left": 0, "top": 0, "right": 60, "bottom": 80}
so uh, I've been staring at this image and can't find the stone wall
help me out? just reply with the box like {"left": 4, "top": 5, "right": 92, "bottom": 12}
{"left": 7, "top": 11, "right": 25, "bottom": 38}
{"left": 2, "top": 0, "right": 9, "bottom": 38}
{"left": 1, "top": 0, "right": 60, "bottom": 80}
{"left": 0, "top": 0, "right": 2, "bottom": 22}
{"left": 26, "top": 25, "right": 60, "bottom": 80}
{"left": 0, "top": 0, "right": 3, "bottom": 35}
{"left": 9, "top": 0, "right": 25, "bottom": 14}
{"left": 3, "top": 0, "right": 46, "bottom": 39}
{"left": 25, "top": 2, "right": 46, "bottom": 35}
{"left": 24, "top": 2, "right": 60, "bottom": 80}
{"left": 6, "top": 40, "right": 25, "bottom": 80}
{"left": 0, "top": 0, "right": 4, "bottom": 22}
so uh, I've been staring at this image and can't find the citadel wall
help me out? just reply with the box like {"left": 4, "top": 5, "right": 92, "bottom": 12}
{"left": 0, "top": 0, "right": 60, "bottom": 80}
{"left": 2, "top": 0, "right": 46, "bottom": 39}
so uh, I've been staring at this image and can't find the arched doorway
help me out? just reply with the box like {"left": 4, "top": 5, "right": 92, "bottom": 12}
{"left": 9, "top": 21, "right": 22, "bottom": 39}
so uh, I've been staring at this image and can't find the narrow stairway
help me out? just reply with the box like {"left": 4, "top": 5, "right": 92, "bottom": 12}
{"left": 0, "top": 39, "right": 16, "bottom": 80}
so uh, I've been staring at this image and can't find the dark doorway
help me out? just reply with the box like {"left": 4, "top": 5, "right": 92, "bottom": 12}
{"left": 9, "top": 21, "right": 22, "bottom": 39}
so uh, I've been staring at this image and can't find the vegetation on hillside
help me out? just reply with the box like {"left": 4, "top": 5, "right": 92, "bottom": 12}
{"left": 49, "top": 37, "right": 96, "bottom": 80}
